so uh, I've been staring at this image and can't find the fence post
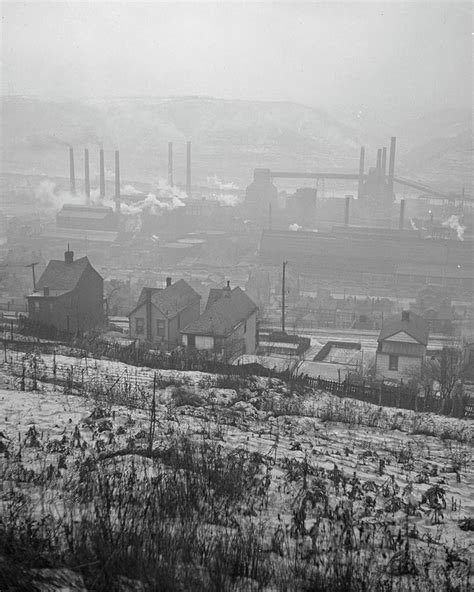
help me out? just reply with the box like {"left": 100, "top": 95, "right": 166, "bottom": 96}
{"left": 378, "top": 382, "right": 383, "bottom": 406}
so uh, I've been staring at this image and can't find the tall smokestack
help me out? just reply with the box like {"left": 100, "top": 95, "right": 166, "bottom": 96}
{"left": 388, "top": 136, "right": 397, "bottom": 194}
{"left": 357, "top": 146, "right": 365, "bottom": 198}
{"left": 186, "top": 141, "right": 191, "bottom": 197}
{"left": 399, "top": 199, "right": 405, "bottom": 230}
{"left": 344, "top": 195, "right": 351, "bottom": 226}
{"left": 114, "top": 150, "right": 121, "bottom": 214}
{"left": 376, "top": 148, "right": 382, "bottom": 192}
{"left": 84, "top": 148, "right": 90, "bottom": 203}
{"left": 381, "top": 147, "right": 387, "bottom": 180}
{"left": 99, "top": 148, "right": 105, "bottom": 197}
{"left": 69, "top": 147, "right": 76, "bottom": 194}
{"left": 168, "top": 142, "right": 173, "bottom": 186}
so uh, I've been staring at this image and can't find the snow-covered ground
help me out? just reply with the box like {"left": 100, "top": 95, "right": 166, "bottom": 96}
{"left": 0, "top": 351, "right": 472, "bottom": 590}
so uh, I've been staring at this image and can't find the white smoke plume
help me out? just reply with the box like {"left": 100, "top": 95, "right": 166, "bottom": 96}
{"left": 205, "top": 174, "right": 243, "bottom": 206}
{"left": 35, "top": 180, "right": 116, "bottom": 211}
{"left": 121, "top": 184, "right": 142, "bottom": 195}
{"left": 35, "top": 180, "right": 87, "bottom": 210}
{"left": 442, "top": 215, "right": 465, "bottom": 241}
{"left": 289, "top": 223, "right": 302, "bottom": 231}
{"left": 206, "top": 174, "right": 239, "bottom": 190}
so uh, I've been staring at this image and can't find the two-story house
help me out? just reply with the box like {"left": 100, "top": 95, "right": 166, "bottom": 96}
{"left": 375, "top": 310, "right": 429, "bottom": 382}
{"left": 181, "top": 283, "right": 258, "bottom": 360}
{"left": 27, "top": 249, "right": 103, "bottom": 333}
{"left": 128, "top": 278, "right": 201, "bottom": 350}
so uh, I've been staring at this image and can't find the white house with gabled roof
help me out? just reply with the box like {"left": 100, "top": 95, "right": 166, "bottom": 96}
{"left": 375, "top": 310, "right": 429, "bottom": 382}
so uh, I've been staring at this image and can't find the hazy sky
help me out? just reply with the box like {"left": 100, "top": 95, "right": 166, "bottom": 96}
{"left": 1, "top": 1, "right": 472, "bottom": 120}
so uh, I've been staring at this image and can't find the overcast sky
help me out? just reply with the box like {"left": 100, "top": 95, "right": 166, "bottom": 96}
{"left": 1, "top": 1, "right": 472, "bottom": 121}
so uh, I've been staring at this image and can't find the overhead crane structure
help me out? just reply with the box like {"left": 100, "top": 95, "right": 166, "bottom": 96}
{"left": 252, "top": 136, "right": 471, "bottom": 203}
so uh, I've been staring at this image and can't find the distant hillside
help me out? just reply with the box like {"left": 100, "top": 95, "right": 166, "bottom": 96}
{"left": 0, "top": 96, "right": 376, "bottom": 187}
{"left": 394, "top": 108, "right": 472, "bottom": 192}
{"left": 1, "top": 96, "right": 471, "bottom": 192}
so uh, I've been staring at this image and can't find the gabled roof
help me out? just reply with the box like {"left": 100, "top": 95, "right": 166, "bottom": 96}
{"left": 378, "top": 311, "right": 429, "bottom": 345}
{"left": 33, "top": 256, "right": 91, "bottom": 295}
{"left": 182, "top": 287, "right": 257, "bottom": 337}
{"left": 129, "top": 279, "right": 200, "bottom": 318}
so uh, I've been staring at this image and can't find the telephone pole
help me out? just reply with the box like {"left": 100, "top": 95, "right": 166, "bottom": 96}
{"left": 25, "top": 262, "right": 39, "bottom": 292}
{"left": 282, "top": 260, "right": 288, "bottom": 334}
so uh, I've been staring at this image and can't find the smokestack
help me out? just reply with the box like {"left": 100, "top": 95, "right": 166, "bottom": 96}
{"left": 381, "top": 147, "right": 387, "bottom": 180}
{"left": 399, "top": 199, "right": 405, "bottom": 230}
{"left": 376, "top": 148, "right": 382, "bottom": 191}
{"left": 99, "top": 148, "right": 105, "bottom": 197}
{"left": 344, "top": 195, "right": 351, "bottom": 226}
{"left": 114, "top": 150, "right": 120, "bottom": 214}
{"left": 357, "top": 146, "right": 365, "bottom": 198}
{"left": 186, "top": 141, "right": 191, "bottom": 197}
{"left": 166, "top": 277, "right": 172, "bottom": 287}
{"left": 168, "top": 142, "right": 173, "bottom": 187}
{"left": 69, "top": 147, "right": 76, "bottom": 194}
{"left": 84, "top": 148, "right": 90, "bottom": 204}
{"left": 388, "top": 136, "right": 397, "bottom": 194}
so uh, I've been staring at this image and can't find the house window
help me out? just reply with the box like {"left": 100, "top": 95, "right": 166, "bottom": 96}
{"left": 135, "top": 317, "right": 144, "bottom": 335}
{"left": 33, "top": 301, "right": 40, "bottom": 313}
{"left": 156, "top": 320, "right": 165, "bottom": 338}
{"left": 389, "top": 355, "right": 399, "bottom": 371}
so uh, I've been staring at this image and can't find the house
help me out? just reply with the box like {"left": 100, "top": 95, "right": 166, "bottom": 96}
{"left": 27, "top": 249, "right": 103, "bottom": 333}
{"left": 128, "top": 278, "right": 201, "bottom": 350}
{"left": 375, "top": 310, "right": 429, "bottom": 382}
{"left": 181, "top": 283, "right": 258, "bottom": 360}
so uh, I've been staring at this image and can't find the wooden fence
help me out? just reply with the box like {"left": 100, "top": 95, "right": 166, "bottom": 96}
{"left": 2, "top": 337, "right": 473, "bottom": 419}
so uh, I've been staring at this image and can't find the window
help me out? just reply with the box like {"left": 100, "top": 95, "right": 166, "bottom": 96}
{"left": 156, "top": 320, "right": 165, "bottom": 338}
{"left": 389, "top": 355, "right": 399, "bottom": 371}
{"left": 32, "top": 301, "right": 40, "bottom": 313}
{"left": 135, "top": 317, "right": 144, "bottom": 335}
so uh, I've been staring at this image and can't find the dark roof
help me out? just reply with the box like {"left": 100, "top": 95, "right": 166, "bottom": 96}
{"left": 378, "top": 311, "right": 429, "bottom": 345}
{"left": 129, "top": 279, "right": 200, "bottom": 318}
{"left": 34, "top": 256, "right": 91, "bottom": 294}
{"left": 182, "top": 287, "right": 257, "bottom": 337}
{"left": 206, "top": 287, "right": 230, "bottom": 310}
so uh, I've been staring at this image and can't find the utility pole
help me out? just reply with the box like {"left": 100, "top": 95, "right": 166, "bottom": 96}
{"left": 282, "top": 261, "right": 288, "bottom": 334}
{"left": 25, "top": 262, "right": 39, "bottom": 292}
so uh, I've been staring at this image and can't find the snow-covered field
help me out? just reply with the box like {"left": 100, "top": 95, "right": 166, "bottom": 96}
{"left": 0, "top": 351, "right": 472, "bottom": 590}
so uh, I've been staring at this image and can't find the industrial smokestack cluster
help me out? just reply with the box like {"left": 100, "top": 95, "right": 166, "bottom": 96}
{"left": 67, "top": 140, "right": 193, "bottom": 210}
{"left": 68, "top": 146, "right": 112, "bottom": 205}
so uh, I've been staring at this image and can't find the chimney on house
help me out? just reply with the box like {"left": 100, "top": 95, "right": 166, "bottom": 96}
{"left": 186, "top": 141, "right": 191, "bottom": 197}
{"left": 69, "top": 147, "right": 76, "bottom": 194}
{"left": 43, "top": 286, "right": 50, "bottom": 296}
{"left": 64, "top": 247, "right": 74, "bottom": 264}
{"left": 84, "top": 148, "right": 91, "bottom": 204}
{"left": 168, "top": 142, "right": 173, "bottom": 187}
{"left": 114, "top": 150, "right": 121, "bottom": 214}
{"left": 401, "top": 310, "right": 410, "bottom": 322}
{"left": 99, "top": 148, "right": 105, "bottom": 197}
{"left": 166, "top": 277, "right": 172, "bottom": 287}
